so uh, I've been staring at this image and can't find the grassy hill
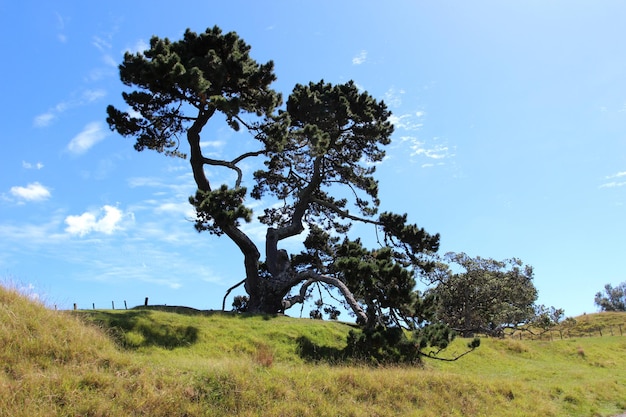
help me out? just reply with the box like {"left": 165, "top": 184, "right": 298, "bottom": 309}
{"left": 2, "top": 285, "right": 626, "bottom": 417}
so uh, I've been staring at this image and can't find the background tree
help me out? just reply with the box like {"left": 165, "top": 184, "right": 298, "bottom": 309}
{"left": 532, "top": 305, "right": 565, "bottom": 333}
{"left": 106, "top": 26, "right": 466, "bottom": 361}
{"left": 594, "top": 282, "right": 626, "bottom": 311}
{"left": 429, "top": 252, "right": 538, "bottom": 337}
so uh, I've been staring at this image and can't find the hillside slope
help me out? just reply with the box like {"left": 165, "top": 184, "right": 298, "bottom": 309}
{"left": 2, "top": 285, "right": 626, "bottom": 416}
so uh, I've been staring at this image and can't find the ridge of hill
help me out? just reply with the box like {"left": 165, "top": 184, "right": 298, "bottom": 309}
{"left": 2, "top": 285, "right": 626, "bottom": 416}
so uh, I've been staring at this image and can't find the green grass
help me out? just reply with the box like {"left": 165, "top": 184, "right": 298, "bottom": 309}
{"left": 2, "top": 285, "right": 626, "bottom": 416}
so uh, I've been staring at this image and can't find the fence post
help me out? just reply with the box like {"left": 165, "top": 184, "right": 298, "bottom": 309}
{"left": 112, "top": 301, "right": 115, "bottom": 310}
{"left": 73, "top": 303, "right": 77, "bottom": 311}
{"left": 124, "top": 300, "right": 128, "bottom": 310}
{"left": 145, "top": 297, "right": 149, "bottom": 306}
{"left": 93, "top": 303, "right": 95, "bottom": 310}
{"left": 619, "top": 324, "right": 623, "bottom": 336}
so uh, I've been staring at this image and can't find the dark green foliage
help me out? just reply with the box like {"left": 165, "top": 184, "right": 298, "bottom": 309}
{"left": 345, "top": 326, "right": 422, "bottom": 365}
{"left": 107, "top": 26, "right": 279, "bottom": 158}
{"left": 430, "top": 252, "right": 538, "bottom": 337}
{"left": 252, "top": 80, "right": 395, "bottom": 232}
{"left": 106, "top": 26, "right": 470, "bottom": 363}
{"left": 189, "top": 185, "right": 252, "bottom": 235}
{"left": 232, "top": 295, "right": 249, "bottom": 313}
{"left": 309, "top": 299, "right": 341, "bottom": 320}
{"left": 594, "top": 282, "right": 626, "bottom": 311}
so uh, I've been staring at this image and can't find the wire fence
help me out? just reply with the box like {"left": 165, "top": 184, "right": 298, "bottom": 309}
{"left": 56, "top": 297, "right": 151, "bottom": 312}
{"left": 510, "top": 323, "right": 625, "bottom": 341}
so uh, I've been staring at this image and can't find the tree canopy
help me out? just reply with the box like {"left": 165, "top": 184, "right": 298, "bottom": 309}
{"left": 429, "top": 252, "right": 538, "bottom": 337}
{"left": 107, "top": 26, "right": 477, "bottom": 362}
{"left": 595, "top": 282, "right": 626, "bottom": 312}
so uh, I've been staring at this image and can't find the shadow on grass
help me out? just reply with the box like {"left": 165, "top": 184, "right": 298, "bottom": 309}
{"left": 81, "top": 309, "right": 199, "bottom": 350}
{"left": 296, "top": 336, "right": 347, "bottom": 364}
{"left": 135, "top": 305, "right": 279, "bottom": 321}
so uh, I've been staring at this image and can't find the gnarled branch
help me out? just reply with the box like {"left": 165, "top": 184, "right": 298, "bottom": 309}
{"left": 282, "top": 270, "right": 367, "bottom": 324}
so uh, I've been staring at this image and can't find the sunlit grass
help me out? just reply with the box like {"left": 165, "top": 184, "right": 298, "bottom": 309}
{"left": 2, "top": 284, "right": 626, "bottom": 416}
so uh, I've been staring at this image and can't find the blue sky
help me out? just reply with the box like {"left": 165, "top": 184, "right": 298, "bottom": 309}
{"left": 1, "top": 1, "right": 625, "bottom": 317}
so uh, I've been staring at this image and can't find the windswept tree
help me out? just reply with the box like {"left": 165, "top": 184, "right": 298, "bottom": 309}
{"left": 107, "top": 27, "right": 470, "bottom": 361}
{"left": 429, "top": 252, "right": 538, "bottom": 337}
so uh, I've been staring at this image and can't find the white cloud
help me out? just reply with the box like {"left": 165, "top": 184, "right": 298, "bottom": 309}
{"left": 155, "top": 202, "right": 195, "bottom": 218}
{"left": 10, "top": 182, "right": 51, "bottom": 202}
{"left": 600, "top": 181, "right": 626, "bottom": 189}
{"left": 34, "top": 89, "right": 106, "bottom": 127}
{"left": 65, "top": 205, "right": 130, "bottom": 237}
{"left": 606, "top": 171, "right": 626, "bottom": 179}
{"left": 600, "top": 171, "right": 626, "bottom": 188}
{"left": 82, "top": 89, "right": 107, "bottom": 102}
{"left": 384, "top": 87, "right": 405, "bottom": 108}
{"left": 200, "top": 140, "right": 226, "bottom": 149}
{"left": 67, "top": 122, "right": 107, "bottom": 154}
{"left": 34, "top": 112, "right": 55, "bottom": 127}
{"left": 352, "top": 50, "right": 367, "bottom": 65}
{"left": 22, "top": 161, "right": 44, "bottom": 170}
{"left": 126, "top": 39, "right": 149, "bottom": 54}
{"left": 389, "top": 114, "right": 423, "bottom": 131}
{"left": 397, "top": 136, "right": 454, "bottom": 166}
{"left": 55, "top": 12, "right": 68, "bottom": 43}
{"left": 92, "top": 35, "right": 112, "bottom": 52}
{"left": 411, "top": 143, "right": 449, "bottom": 159}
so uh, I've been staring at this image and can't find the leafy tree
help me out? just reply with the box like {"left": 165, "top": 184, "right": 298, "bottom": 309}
{"left": 429, "top": 252, "right": 538, "bottom": 337}
{"left": 594, "top": 282, "right": 626, "bottom": 311}
{"left": 106, "top": 26, "right": 471, "bottom": 361}
{"left": 532, "top": 305, "right": 565, "bottom": 333}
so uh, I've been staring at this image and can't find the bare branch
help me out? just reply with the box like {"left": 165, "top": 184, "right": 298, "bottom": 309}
{"left": 420, "top": 346, "right": 478, "bottom": 362}
{"left": 201, "top": 150, "right": 265, "bottom": 188}
{"left": 222, "top": 278, "right": 246, "bottom": 311}
{"left": 282, "top": 271, "right": 368, "bottom": 323}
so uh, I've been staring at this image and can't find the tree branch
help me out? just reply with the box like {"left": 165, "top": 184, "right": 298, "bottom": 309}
{"left": 419, "top": 345, "right": 479, "bottom": 362}
{"left": 222, "top": 278, "right": 246, "bottom": 311}
{"left": 201, "top": 150, "right": 265, "bottom": 188}
{"left": 311, "top": 197, "right": 380, "bottom": 225}
{"left": 281, "top": 271, "right": 368, "bottom": 324}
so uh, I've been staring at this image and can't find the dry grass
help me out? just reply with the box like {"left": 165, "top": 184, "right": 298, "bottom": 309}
{"left": 2, "top": 284, "right": 626, "bottom": 416}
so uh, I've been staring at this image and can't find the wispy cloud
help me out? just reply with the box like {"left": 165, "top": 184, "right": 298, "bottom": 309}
{"left": 92, "top": 35, "right": 112, "bottom": 52}
{"left": 34, "top": 89, "right": 107, "bottom": 127}
{"left": 55, "top": 12, "right": 68, "bottom": 43}
{"left": 352, "top": 50, "right": 367, "bottom": 65}
{"left": 10, "top": 182, "right": 52, "bottom": 202}
{"left": 65, "top": 205, "right": 131, "bottom": 237}
{"left": 606, "top": 171, "right": 626, "bottom": 179}
{"left": 384, "top": 87, "right": 405, "bottom": 108}
{"left": 396, "top": 136, "right": 454, "bottom": 167}
{"left": 600, "top": 171, "right": 626, "bottom": 188}
{"left": 67, "top": 122, "right": 107, "bottom": 154}
{"left": 389, "top": 113, "right": 424, "bottom": 131}
{"left": 34, "top": 113, "right": 56, "bottom": 128}
{"left": 22, "top": 161, "right": 44, "bottom": 170}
